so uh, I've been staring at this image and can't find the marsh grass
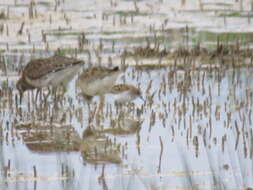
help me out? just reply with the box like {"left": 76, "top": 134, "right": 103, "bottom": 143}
{"left": 1, "top": 0, "right": 253, "bottom": 189}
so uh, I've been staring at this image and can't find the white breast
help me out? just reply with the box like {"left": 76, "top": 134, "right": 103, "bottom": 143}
{"left": 113, "top": 91, "right": 136, "bottom": 103}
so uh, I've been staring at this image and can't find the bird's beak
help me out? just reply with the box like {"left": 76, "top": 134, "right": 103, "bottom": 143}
{"left": 140, "top": 96, "right": 145, "bottom": 102}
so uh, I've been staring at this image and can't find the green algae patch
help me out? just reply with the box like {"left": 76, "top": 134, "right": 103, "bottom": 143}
{"left": 195, "top": 31, "right": 253, "bottom": 44}
{"left": 218, "top": 11, "right": 253, "bottom": 17}
{"left": 45, "top": 31, "right": 84, "bottom": 36}
{"left": 108, "top": 10, "right": 151, "bottom": 17}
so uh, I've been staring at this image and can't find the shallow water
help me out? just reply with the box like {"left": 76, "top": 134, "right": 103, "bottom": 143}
{"left": 1, "top": 0, "right": 253, "bottom": 190}
{"left": 1, "top": 63, "right": 253, "bottom": 190}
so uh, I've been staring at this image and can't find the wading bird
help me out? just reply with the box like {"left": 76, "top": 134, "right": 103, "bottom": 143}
{"left": 76, "top": 66, "right": 122, "bottom": 113}
{"left": 110, "top": 84, "right": 144, "bottom": 103}
{"left": 16, "top": 55, "right": 84, "bottom": 103}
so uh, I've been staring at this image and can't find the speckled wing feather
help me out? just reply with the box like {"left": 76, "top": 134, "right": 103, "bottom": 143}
{"left": 23, "top": 55, "right": 84, "bottom": 80}
{"left": 79, "top": 66, "right": 119, "bottom": 83}
{"left": 110, "top": 84, "right": 139, "bottom": 94}
{"left": 110, "top": 84, "right": 130, "bottom": 94}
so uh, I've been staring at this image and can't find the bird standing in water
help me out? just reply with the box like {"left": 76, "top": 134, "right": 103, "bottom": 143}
{"left": 16, "top": 55, "right": 84, "bottom": 103}
{"left": 76, "top": 66, "right": 122, "bottom": 113}
{"left": 110, "top": 84, "right": 144, "bottom": 104}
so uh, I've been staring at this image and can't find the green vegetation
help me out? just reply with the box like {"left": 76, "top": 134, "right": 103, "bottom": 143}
{"left": 218, "top": 11, "right": 241, "bottom": 17}
{"left": 193, "top": 31, "right": 253, "bottom": 44}
{"left": 54, "top": 48, "right": 67, "bottom": 56}
{"left": 46, "top": 31, "right": 84, "bottom": 36}
{"left": 218, "top": 11, "right": 253, "bottom": 17}
{"left": 37, "top": 2, "right": 51, "bottom": 7}
{"left": 111, "top": 10, "right": 150, "bottom": 17}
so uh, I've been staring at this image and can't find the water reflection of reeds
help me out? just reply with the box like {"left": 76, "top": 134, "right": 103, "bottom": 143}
{"left": 1, "top": 0, "right": 253, "bottom": 189}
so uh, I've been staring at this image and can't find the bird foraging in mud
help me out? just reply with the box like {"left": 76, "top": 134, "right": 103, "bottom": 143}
{"left": 76, "top": 66, "right": 122, "bottom": 99}
{"left": 16, "top": 55, "right": 84, "bottom": 103}
{"left": 76, "top": 66, "right": 122, "bottom": 114}
{"left": 110, "top": 84, "right": 144, "bottom": 103}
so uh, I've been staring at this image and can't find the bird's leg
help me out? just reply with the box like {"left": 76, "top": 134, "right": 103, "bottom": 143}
{"left": 51, "top": 86, "right": 57, "bottom": 101}
{"left": 61, "top": 83, "right": 68, "bottom": 96}
{"left": 118, "top": 110, "right": 125, "bottom": 129}
{"left": 88, "top": 105, "right": 97, "bottom": 124}
{"left": 58, "top": 83, "right": 67, "bottom": 105}
{"left": 126, "top": 102, "right": 134, "bottom": 117}
{"left": 18, "top": 90, "right": 23, "bottom": 105}
{"left": 115, "top": 101, "right": 119, "bottom": 115}
{"left": 52, "top": 86, "right": 60, "bottom": 109}
{"left": 97, "top": 95, "right": 105, "bottom": 115}
{"left": 35, "top": 88, "right": 41, "bottom": 103}
{"left": 43, "top": 87, "right": 51, "bottom": 104}
{"left": 115, "top": 101, "right": 123, "bottom": 115}
{"left": 87, "top": 102, "right": 91, "bottom": 113}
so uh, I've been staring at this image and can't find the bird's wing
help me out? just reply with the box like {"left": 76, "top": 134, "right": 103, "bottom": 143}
{"left": 110, "top": 84, "right": 129, "bottom": 94}
{"left": 79, "top": 66, "right": 119, "bottom": 83}
{"left": 23, "top": 55, "right": 84, "bottom": 80}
